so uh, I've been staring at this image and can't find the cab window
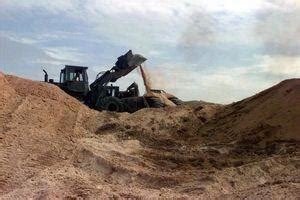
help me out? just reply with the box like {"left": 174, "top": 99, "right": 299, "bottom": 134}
{"left": 67, "top": 71, "right": 84, "bottom": 81}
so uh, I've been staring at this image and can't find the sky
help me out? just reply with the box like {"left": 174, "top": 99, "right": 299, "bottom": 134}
{"left": 0, "top": 0, "right": 300, "bottom": 103}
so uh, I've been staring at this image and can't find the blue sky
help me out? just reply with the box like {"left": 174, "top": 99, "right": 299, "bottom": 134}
{"left": 0, "top": 0, "right": 299, "bottom": 103}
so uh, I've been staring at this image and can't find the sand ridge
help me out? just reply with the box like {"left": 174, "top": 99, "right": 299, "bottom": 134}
{"left": 0, "top": 73, "right": 299, "bottom": 199}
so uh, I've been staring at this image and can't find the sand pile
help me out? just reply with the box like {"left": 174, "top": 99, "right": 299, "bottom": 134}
{"left": 194, "top": 79, "right": 300, "bottom": 153}
{"left": 0, "top": 73, "right": 117, "bottom": 198}
{"left": 0, "top": 73, "right": 299, "bottom": 199}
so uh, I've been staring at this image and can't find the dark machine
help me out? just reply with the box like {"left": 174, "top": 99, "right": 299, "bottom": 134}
{"left": 43, "top": 50, "right": 173, "bottom": 112}
{"left": 43, "top": 65, "right": 89, "bottom": 100}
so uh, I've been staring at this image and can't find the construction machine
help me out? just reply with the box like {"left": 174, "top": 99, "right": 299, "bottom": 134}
{"left": 44, "top": 65, "right": 89, "bottom": 101}
{"left": 43, "top": 50, "right": 182, "bottom": 112}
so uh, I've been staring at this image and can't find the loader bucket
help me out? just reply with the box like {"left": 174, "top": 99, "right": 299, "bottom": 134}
{"left": 115, "top": 50, "right": 147, "bottom": 70}
{"left": 90, "top": 50, "right": 147, "bottom": 89}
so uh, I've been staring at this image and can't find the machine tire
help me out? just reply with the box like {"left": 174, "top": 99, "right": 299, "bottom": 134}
{"left": 168, "top": 96, "right": 184, "bottom": 105}
{"left": 97, "top": 97, "right": 124, "bottom": 112}
{"left": 84, "top": 91, "right": 92, "bottom": 106}
{"left": 146, "top": 96, "right": 164, "bottom": 108}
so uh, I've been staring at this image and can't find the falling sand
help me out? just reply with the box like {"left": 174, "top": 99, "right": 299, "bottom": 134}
{"left": 139, "top": 65, "right": 152, "bottom": 94}
{"left": 139, "top": 65, "right": 176, "bottom": 107}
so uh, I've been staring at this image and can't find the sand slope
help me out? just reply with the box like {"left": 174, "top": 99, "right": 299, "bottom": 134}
{"left": 0, "top": 73, "right": 299, "bottom": 199}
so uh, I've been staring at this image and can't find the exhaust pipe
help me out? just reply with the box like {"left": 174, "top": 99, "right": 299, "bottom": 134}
{"left": 43, "top": 69, "right": 48, "bottom": 82}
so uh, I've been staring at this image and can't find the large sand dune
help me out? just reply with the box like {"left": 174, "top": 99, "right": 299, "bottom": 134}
{"left": 0, "top": 72, "right": 299, "bottom": 199}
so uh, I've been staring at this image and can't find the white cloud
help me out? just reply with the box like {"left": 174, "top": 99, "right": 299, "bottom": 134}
{"left": 44, "top": 47, "right": 88, "bottom": 63}
{"left": 0, "top": 0, "right": 279, "bottom": 15}
{"left": 0, "top": 0, "right": 281, "bottom": 48}
{"left": 84, "top": 0, "right": 274, "bottom": 16}
{"left": 0, "top": 0, "right": 75, "bottom": 14}
{"left": 255, "top": 9, "right": 300, "bottom": 48}
{"left": 260, "top": 55, "right": 300, "bottom": 76}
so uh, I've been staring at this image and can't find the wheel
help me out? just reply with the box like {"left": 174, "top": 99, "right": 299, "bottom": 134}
{"left": 84, "top": 91, "right": 92, "bottom": 106}
{"left": 168, "top": 96, "right": 184, "bottom": 105}
{"left": 96, "top": 96, "right": 124, "bottom": 112}
{"left": 146, "top": 96, "right": 164, "bottom": 108}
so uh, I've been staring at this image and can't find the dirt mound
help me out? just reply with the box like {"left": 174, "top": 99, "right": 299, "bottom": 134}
{"left": 192, "top": 79, "right": 300, "bottom": 157}
{"left": 0, "top": 73, "right": 108, "bottom": 198}
{"left": 0, "top": 74, "right": 299, "bottom": 199}
{"left": 222, "top": 79, "right": 300, "bottom": 140}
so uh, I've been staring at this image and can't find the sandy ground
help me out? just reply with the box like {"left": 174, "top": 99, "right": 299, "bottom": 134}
{"left": 0, "top": 72, "right": 299, "bottom": 199}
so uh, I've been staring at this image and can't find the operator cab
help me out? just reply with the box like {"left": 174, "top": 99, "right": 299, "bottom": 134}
{"left": 59, "top": 65, "right": 89, "bottom": 99}
{"left": 60, "top": 65, "right": 88, "bottom": 83}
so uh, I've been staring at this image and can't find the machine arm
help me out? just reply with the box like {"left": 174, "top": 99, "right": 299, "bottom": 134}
{"left": 90, "top": 50, "right": 147, "bottom": 90}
